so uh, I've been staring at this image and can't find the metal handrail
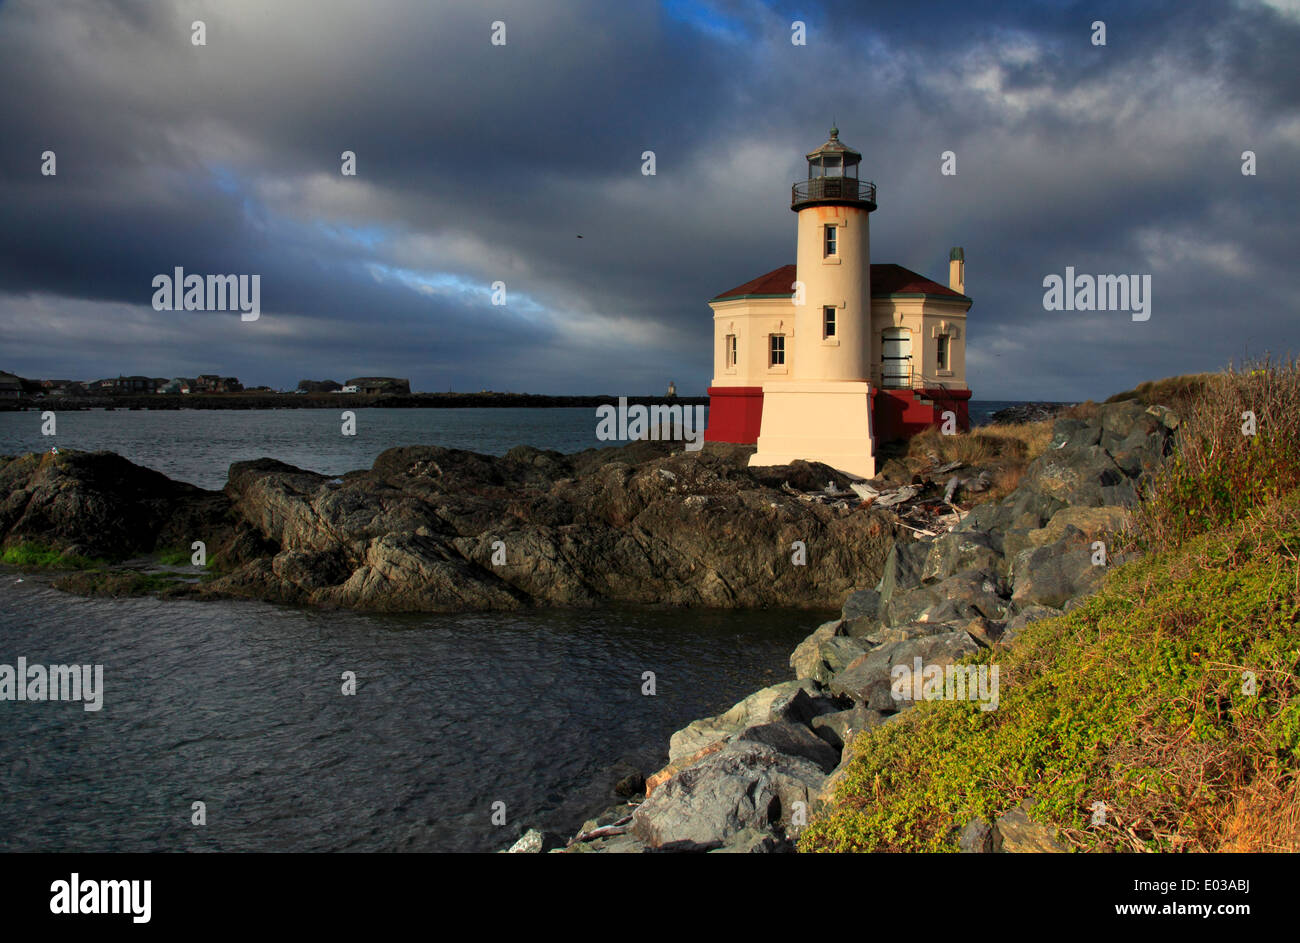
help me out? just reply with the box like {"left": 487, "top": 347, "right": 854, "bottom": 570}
{"left": 792, "top": 177, "right": 876, "bottom": 208}
{"left": 870, "top": 364, "right": 958, "bottom": 391}
{"left": 873, "top": 363, "right": 913, "bottom": 390}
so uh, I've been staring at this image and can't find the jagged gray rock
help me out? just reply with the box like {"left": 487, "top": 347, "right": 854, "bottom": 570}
{"left": 1011, "top": 532, "right": 1105, "bottom": 609}
{"left": 829, "top": 630, "right": 981, "bottom": 710}
{"left": 733, "top": 720, "right": 841, "bottom": 773}
{"left": 668, "top": 679, "right": 821, "bottom": 763}
{"left": 789, "top": 621, "right": 867, "bottom": 683}
{"left": 811, "top": 707, "right": 887, "bottom": 751}
{"left": 630, "top": 741, "right": 826, "bottom": 851}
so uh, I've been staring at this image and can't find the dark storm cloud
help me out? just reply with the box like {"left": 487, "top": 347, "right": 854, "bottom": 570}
{"left": 0, "top": 0, "right": 1297, "bottom": 398}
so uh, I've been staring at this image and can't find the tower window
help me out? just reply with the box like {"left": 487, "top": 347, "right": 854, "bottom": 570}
{"left": 824, "top": 224, "right": 837, "bottom": 257}
{"left": 936, "top": 334, "right": 951, "bottom": 370}
{"left": 769, "top": 334, "right": 785, "bottom": 366}
{"left": 823, "top": 306, "right": 836, "bottom": 338}
{"left": 725, "top": 334, "right": 737, "bottom": 368}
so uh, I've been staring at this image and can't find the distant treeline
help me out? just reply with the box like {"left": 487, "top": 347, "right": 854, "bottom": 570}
{"left": 0, "top": 392, "right": 709, "bottom": 411}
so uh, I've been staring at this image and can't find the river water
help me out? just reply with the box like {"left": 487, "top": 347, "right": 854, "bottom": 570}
{"left": 0, "top": 403, "right": 1018, "bottom": 851}
{"left": 0, "top": 579, "right": 815, "bottom": 852}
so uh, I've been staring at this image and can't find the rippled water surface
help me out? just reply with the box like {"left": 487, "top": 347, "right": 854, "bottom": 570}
{"left": 0, "top": 581, "right": 818, "bottom": 852}
{"left": 0, "top": 407, "right": 620, "bottom": 490}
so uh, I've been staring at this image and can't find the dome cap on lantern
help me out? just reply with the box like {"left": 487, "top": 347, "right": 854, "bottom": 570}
{"left": 805, "top": 126, "right": 862, "bottom": 166}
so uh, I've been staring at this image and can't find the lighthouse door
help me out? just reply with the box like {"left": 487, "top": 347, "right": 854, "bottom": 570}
{"left": 881, "top": 328, "right": 912, "bottom": 389}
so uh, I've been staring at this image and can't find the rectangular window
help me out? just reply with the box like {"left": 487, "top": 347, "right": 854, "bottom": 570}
{"left": 823, "top": 306, "right": 837, "bottom": 338}
{"left": 725, "top": 334, "right": 737, "bottom": 367}
{"left": 936, "top": 334, "right": 950, "bottom": 370}
{"left": 824, "top": 224, "right": 837, "bottom": 257}
{"left": 769, "top": 334, "right": 785, "bottom": 366}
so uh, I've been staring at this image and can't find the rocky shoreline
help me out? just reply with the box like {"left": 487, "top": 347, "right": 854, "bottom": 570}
{"left": 986, "top": 402, "right": 1075, "bottom": 425}
{"left": 519, "top": 398, "right": 1179, "bottom": 853}
{"left": 0, "top": 398, "right": 1179, "bottom": 854}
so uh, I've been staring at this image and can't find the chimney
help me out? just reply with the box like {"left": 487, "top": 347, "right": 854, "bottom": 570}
{"left": 949, "top": 247, "right": 965, "bottom": 295}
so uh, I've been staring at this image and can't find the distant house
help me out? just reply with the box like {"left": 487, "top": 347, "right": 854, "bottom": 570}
{"left": 297, "top": 379, "right": 342, "bottom": 393}
{"left": 0, "top": 372, "right": 23, "bottom": 399}
{"left": 337, "top": 385, "right": 359, "bottom": 394}
{"left": 346, "top": 377, "right": 410, "bottom": 395}
{"left": 113, "top": 375, "right": 155, "bottom": 394}
{"left": 157, "top": 377, "right": 193, "bottom": 394}
{"left": 42, "top": 379, "right": 87, "bottom": 397}
{"left": 193, "top": 375, "right": 243, "bottom": 393}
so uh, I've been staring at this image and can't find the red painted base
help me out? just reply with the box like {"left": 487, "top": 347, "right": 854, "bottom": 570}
{"left": 704, "top": 385, "right": 764, "bottom": 443}
{"left": 873, "top": 388, "right": 971, "bottom": 442}
{"left": 705, "top": 384, "right": 971, "bottom": 447}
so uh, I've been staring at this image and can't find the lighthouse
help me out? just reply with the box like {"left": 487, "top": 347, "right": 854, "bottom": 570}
{"left": 748, "top": 127, "right": 879, "bottom": 478}
{"left": 704, "top": 128, "right": 973, "bottom": 478}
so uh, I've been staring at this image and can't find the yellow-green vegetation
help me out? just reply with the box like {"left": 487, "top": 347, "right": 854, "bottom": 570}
{"left": 154, "top": 546, "right": 193, "bottom": 566}
{"left": 802, "top": 359, "right": 1300, "bottom": 853}
{"left": 1, "top": 541, "right": 102, "bottom": 570}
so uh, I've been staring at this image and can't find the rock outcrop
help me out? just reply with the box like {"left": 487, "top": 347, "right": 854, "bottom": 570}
{"left": 0, "top": 450, "right": 227, "bottom": 560}
{"left": 0, "top": 441, "right": 903, "bottom": 612}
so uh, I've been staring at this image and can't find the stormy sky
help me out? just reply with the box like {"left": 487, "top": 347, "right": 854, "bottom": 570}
{"left": 1, "top": 0, "right": 1296, "bottom": 400}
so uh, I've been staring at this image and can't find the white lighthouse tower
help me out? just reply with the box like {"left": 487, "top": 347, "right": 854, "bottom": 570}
{"left": 748, "top": 127, "right": 879, "bottom": 478}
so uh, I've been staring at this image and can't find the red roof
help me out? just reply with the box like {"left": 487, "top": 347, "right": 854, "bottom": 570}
{"left": 712, "top": 263, "right": 967, "bottom": 301}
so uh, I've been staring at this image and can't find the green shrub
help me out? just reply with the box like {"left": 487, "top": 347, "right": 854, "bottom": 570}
{"left": 1128, "top": 357, "right": 1300, "bottom": 554}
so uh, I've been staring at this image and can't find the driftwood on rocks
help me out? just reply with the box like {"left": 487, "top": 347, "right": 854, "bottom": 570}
{"left": 568, "top": 814, "right": 634, "bottom": 846}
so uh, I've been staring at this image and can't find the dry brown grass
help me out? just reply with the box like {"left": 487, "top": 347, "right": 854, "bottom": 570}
{"left": 902, "top": 419, "right": 1053, "bottom": 504}
{"left": 988, "top": 463, "right": 1026, "bottom": 502}
{"left": 1216, "top": 769, "right": 1300, "bottom": 852}
{"left": 905, "top": 419, "right": 1052, "bottom": 467}
{"left": 1060, "top": 400, "right": 1100, "bottom": 421}
{"left": 1104, "top": 372, "right": 1216, "bottom": 408}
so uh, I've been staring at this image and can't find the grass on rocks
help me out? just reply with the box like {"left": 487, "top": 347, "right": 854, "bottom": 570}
{"left": 1104, "top": 372, "right": 1216, "bottom": 408}
{"left": 801, "top": 359, "right": 1300, "bottom": 853}
{"left": 907, "top": 421, "right": 1053, "bottom": 469}
{"left": 1, "top": 541, "right": 102, "bottom": 570}
{"left": 154, "top": 546, "right": 194, "bottom": 566}
{"left": 2, "top": 540, "right": 210, "bottom": 597}
{"left": 903, "top": 419, "right": 1054, "bottom": 505}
